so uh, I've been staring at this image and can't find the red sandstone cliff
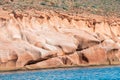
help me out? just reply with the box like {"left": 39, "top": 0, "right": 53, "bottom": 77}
{"left": 0, "top": 8, "right": 120, "bottom": 71}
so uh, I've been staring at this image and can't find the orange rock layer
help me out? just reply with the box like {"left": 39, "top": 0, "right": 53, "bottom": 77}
{"left": 0, "top": 9, "right": 120, "bottom": 71}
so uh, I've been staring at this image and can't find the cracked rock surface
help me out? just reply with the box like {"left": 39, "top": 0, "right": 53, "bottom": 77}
{"left": 0, "top": 8, "right": 120, "bottom": 71}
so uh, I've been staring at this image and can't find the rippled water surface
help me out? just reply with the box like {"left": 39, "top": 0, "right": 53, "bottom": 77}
{"left": 0, "top": 66, "right": 120, "bottom": 80}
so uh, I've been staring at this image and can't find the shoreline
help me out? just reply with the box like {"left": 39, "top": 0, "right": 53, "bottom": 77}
{"left": 1, "top": 64, "right": 120, "bottom": 73}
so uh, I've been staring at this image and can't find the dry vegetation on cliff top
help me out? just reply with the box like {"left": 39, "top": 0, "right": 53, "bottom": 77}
{"left": 0, "top": 0, "right": 120, "bottom": 17}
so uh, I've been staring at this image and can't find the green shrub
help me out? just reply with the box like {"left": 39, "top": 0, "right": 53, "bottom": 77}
{"left": 40, "top": 2, "right": 46, "bottom": 5}
{"left": 62, "top": 6, "right": 68, "bottom": 10}
{"left": 73, "top": 2, "right": 80, "bottom": 8}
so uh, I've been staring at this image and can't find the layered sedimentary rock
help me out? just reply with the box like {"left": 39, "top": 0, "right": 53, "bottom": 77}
{"left": 0, "top": 8, "right": 120, "bottom": 71}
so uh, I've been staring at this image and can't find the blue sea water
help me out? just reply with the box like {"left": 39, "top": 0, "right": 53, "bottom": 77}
{"left": 0, "top": 66, "right": 120, "bottom": 80}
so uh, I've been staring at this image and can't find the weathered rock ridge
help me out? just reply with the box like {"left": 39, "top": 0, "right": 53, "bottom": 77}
{"left": 0, "top": 9, "right": 120, "bottom": 71}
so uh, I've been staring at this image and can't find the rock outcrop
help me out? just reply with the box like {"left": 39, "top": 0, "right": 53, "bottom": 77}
{"left": 0, "top": 8, "right": 120, "bottom": 71}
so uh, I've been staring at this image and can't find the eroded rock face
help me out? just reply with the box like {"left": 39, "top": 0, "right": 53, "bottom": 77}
{"left": 0, "top": 9, "right": 120, "bottom": 71}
